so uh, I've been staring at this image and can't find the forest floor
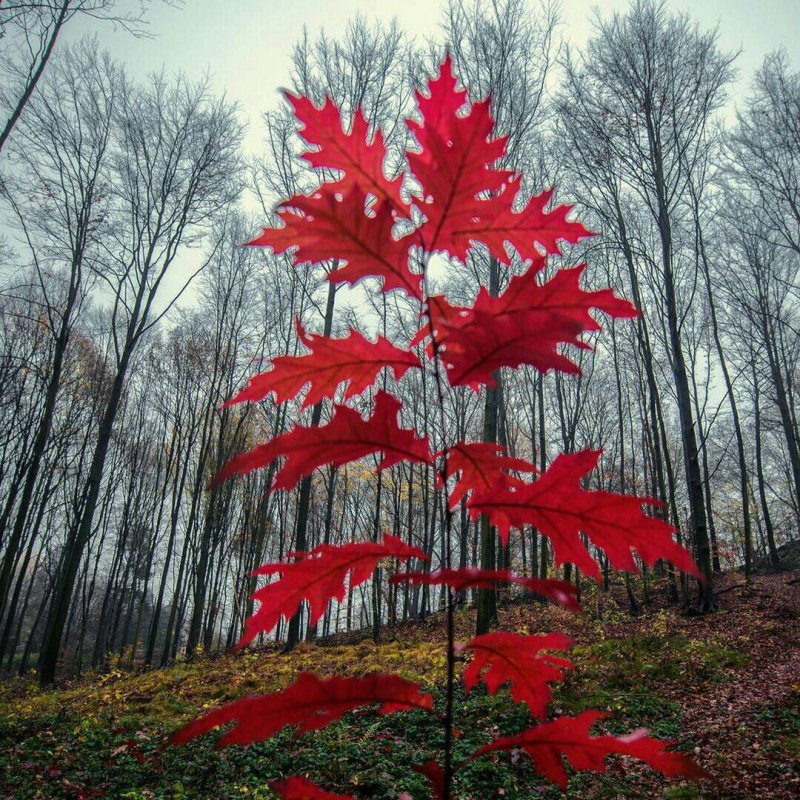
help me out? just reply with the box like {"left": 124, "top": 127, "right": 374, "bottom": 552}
{"left": 0, "top": 570, "right": 798, "bottom": 800}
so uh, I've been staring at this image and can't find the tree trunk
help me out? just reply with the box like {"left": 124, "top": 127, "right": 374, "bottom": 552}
{"left": 476, "top": 258, "right": 500, "bottom": 635}
{"left": 38, "top": 342, "right": 134, "bottom": 684}
{"left": 752, "top": 364, "right": 780, "bottom": 568}
{"left": 643, "top": 109, "right": 715, "bottom": 610}
{"left": 0, "top": 1, "right": 70, "bottom": 154}
{"left": 694, "top": 190, "right": 751, "bottom": 575}
{"left": 285, "top": 280, "right": 337, "bottom": 650}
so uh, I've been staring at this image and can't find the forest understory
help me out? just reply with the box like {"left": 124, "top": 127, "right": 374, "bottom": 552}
{"left": 1, "top": 568, "right": 798, "bottom": 800}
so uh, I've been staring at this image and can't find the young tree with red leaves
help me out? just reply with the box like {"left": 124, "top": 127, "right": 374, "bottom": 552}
{"left": 171, "top": 55, "right": 702, "bottom": 799}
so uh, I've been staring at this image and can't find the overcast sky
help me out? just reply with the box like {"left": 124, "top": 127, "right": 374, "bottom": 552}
{"left": 67, "top": 0, "right": 799, "bottom": 156}
{"left": 56, "top": 0, "right": 798, "bottom": 310}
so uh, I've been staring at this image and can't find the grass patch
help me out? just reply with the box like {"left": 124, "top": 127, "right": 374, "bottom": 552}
{"left": 1, "top": 625, "right": 744, "bottom": 798}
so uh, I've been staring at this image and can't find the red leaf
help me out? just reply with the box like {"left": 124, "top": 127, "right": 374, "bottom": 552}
{"left": 239, "top": 534, "right": 426, "bottom": 648}
{"left": 225, "top": 319, "right": 419, "bottom": 410}
{"left": 445, "top": 308, "right": 584, "bottom": 389}
{"left": 406, "top": 56, "right": 590, "bottom": 262}
{"left": 286, "top": 93, "right": 405, "bottom": 210}
{"left": 269, "top": 776, "right": 354, "bottom": 800}
{"left": 170, "top": 672, "right": 434, "bottom": 749}
{"left": 445, "top": 442, "right": 536, "bottom": 507}
{"left": 462, "top": 632, "right": 572, "bottom": 719}
{"left": 469, "top": 263, "right": 637, "bottom": 327}
{"left": 410, "top": 293, "right": 468, "bottom": 349}
{"left": 389, "top": 568, "right": 580, "bottom": 611}
{"left": 248, "top": 187, "right": 422, "bottom": 300}
{"left": 412, "top": 760, "right": 446, "bottom": 800}
{"left": 457, "top": 179, "right": 593, "bottom": 264}
{"left": 468, "top": 450, "right": 699, "bottom": 579}
{"left": 409, "top": 53, "right": 468, "bottom": 146}
{"left": 473, "top": 710, "right": 704, "bottom": 789}
{"left": 420, "top": 264, "right": 637, "bottom": 389}
{"left": 212, "top": 389, "right": 431, "bottom": 491}
{"left": 407, "top": 55, "right": 512, "bottom": 259}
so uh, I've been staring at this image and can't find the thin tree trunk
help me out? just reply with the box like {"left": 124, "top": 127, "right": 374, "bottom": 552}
{"left": 693, "top": 191, "right": 751, "bottom": 575}
{"left": 0, "top": 1, "right": 70, "bottom": 154}
{"left": 752, "top": 364, "right": 780, "bottom": 567}
{"left": 285, "top": 280, "right": 337, "bottom": 650}
{"left": 476, "top": 257, "right": 500, "bottom": 635}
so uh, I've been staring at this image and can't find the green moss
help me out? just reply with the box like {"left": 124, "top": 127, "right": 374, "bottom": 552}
{"left": 755, "top": 694, "right": 800, "bottom": 733}
{"left": 781, "top": 736, "right": 800, "bottom": 758}
{"left": 661, "top": 785, "right": 703, "bottom": 799}
{"left": 2, "top": 626, "right": 740, "bottom": 798}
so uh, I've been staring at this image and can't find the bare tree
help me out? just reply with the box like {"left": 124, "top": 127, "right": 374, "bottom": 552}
{"left": 37, "top": 65, "right": 243, "bottom": 684}
{"left": 0, "top": 0, "right": 166, "bottom": 154}
{"left": 560, "top": 0, "right": 735, "bottom": 610}
{"left": 727, "top": 51, "right": 800, "bottom": 257}
{"left": 0, "top": 39, "right": 117, "bottom": 649}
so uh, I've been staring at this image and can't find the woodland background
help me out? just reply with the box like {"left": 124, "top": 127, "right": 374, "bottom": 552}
{"left": 0, "top": 0, "right": 798, "bottom": 687}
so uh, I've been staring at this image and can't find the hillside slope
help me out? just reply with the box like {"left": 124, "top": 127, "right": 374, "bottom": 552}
{"left": 1, "top": 571, "right": 798, "bottom": 799}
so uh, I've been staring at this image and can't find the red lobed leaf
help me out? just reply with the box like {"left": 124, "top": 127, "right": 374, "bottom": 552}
{"left": 239, "top": 534, "right": 426, "bottom": 648}
{"left": 269, "top": 776, "right": 354, "bottom": 800}
{"left": 472, "top": 710, "right": 704, "bottom": 789}
{"left": 455, "top": 179, "right": 593, "bottom": 264}
{"left": 170, "top": 672, "right": 434, "bottom": 749}
{"left": 406, "top": 56, "right": 590, "bottom": 263}
{"left": 248, "top": 186, "right": 422, "bottom": 300}
{"left": 462, "top": 632, "right": 572, "bottom": 719}
{"left": 445, "top": 442, "right": 536, "bottom": 508}
{"left": 417, "top": 264, "right": 638, "bottom": 389}
{"left": 389, "top": 568, "right": 580, "bottom": 611}
{"left": 286, "top": 92, "right": 405, "bottom": 210}
{"left": 212, "top": 389, "right": 431, "bottom": 491}
{"left": 409, "top": 53, "right": 468, "bottom": 147}
{"left": 468, "top": 263, "right": 637, "bottom": 326}
{"left": 444, "top": 308, "right": 586, "bottom": 389}
{"left": 407, "top": 56, "right": 512, "bottom": 260}
{"left": 468, "top": 450, "right": 699, "bottom": 579}
{"left": 225, "top": 319, "right": 420, "bottom": 410}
